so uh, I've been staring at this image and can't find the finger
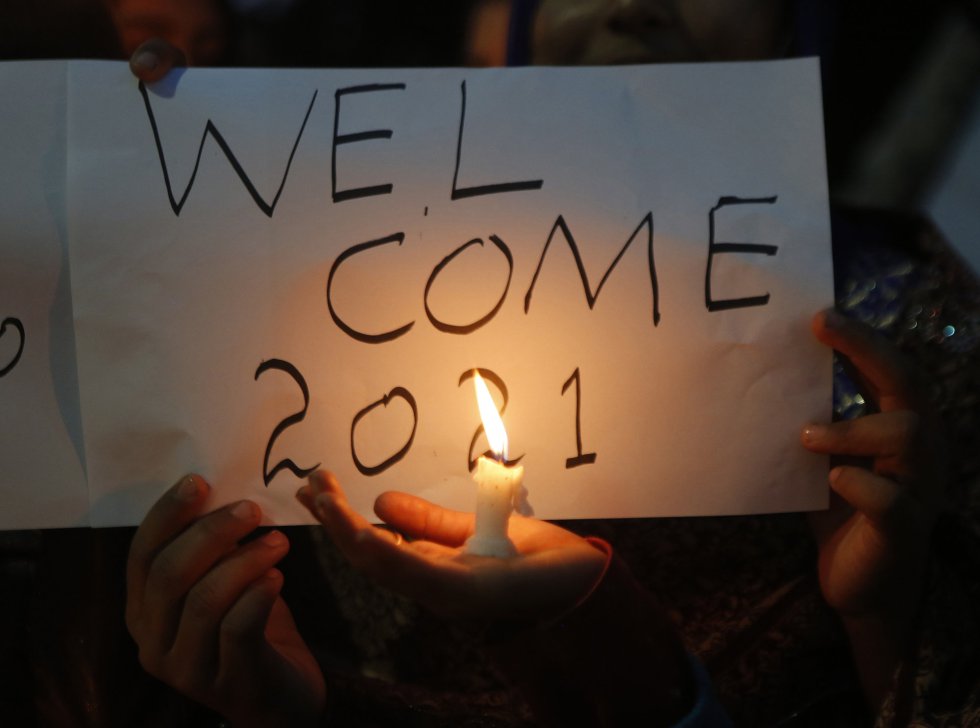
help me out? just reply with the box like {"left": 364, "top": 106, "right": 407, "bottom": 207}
{"left": 217, "top": 569, "right": 284, "bottom": 678}
{"left": 303, "top": 470, "right": 334, "bottom": 505}
{"left": 127, "top": 474, "right": 209, "bottom": 622}
{"left": 304, "top": 471, "right": 373, "bottom": 531}
{"left": 310, "top": 484, "right": 395, "bottom": 560}
{"left": 829, "top": 465, "right": 906, "bottom": 529}
{"left": 801, "top": 411, "right": 919, "bottom": 467}
{"left": 312, "top": 489, "right": 459, "bottom": 585}
{"left": 374, "top": 491, "right": 474, "bottom": 547}
{"left": 130, "top": 38, "right": 187, "bottom": 83}
{"left": 316, "top": 502, "right": 472, "bottom": 612}
{"left": 812, "top": 309, "right": 918, "bottom": 411}
{"left": 295, "top": 484, "right": 314, "bottom": 512}
{"left": 307, "top": 470, "right": 346, "bottom": 501}
{"left": 141, "top": 500, "right": 261, "bottom": 647}
{"left": 299, "top": 471, "right": 404, "bottom": 547}
{"left": 170, "top": 531, "right": 290, "bottom": 681}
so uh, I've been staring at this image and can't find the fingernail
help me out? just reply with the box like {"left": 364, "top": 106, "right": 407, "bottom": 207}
{"left": 802, "top": 424, "right": 827, "bottom": 444}
{"left": 231, "top": 500, "right": 257, "bottom": 521}
{"left": 176, "top": 475, "right": 202, "bottom": 501}
{"left": 133, "top": 50, "right": 158, "bottom": 72}
{"left": 262, "top": 530, "right": 287, "bottom": 548}
{"left": 828, "top": 466, "right": 843, "bottom": 485}
{"left": 823, "top": 308, "right": 846, "bottom": 331}
{"left": 296, "top": 485, "right": 312, "bottom": 502}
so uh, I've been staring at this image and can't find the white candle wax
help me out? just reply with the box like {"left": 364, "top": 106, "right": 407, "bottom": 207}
{"left": 464, "top": 455, "right": 523, "bottom": 558}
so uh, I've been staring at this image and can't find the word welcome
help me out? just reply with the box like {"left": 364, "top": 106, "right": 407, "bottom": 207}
{"left": 141, "top": 81, "right": 780, "bottom": 333}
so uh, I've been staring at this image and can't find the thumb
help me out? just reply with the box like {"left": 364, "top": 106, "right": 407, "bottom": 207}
{"left": 374, "top": 491, "right": 474, "bottom": 547}
{"left": 829, "top": 466, "right": 904, "bottom": 530}
{"left": 130, "top": 38, "right": 187, "bottom": 83}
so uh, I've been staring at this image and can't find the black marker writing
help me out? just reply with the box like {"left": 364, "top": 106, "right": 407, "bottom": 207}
{"left": 0, "top": 317, "right": 25, "bottom": 378}
{"left": 138, "top": 82, "right": 316, "bottom": 217}
{"left": 458, "top": 368, "right": 524, "bottom": 471}
{"left": 525, "top": 212, "right": 660, "bottom": 325}
{"left": 350, "top": 387, "right": 418, "bottom": 476}
{"left": 705, "top": 195, "right": 779, "bottom": 312}
{"left": 332, "top": 83, "right": 407, "bottom": 203}
{"left": 327, "top": 232, "right": 414, "bottom": 343}
{"left": 254, "top": 358, "right": 320, "bottom": 487}
{"left": 561, "top": 367, "right": 597, "bottom": 468}
{"left": 451, "top": 80, "right": 543, "bottom": 200}
{"left": 424, "top": 235, "right": 513, "bottom": 335}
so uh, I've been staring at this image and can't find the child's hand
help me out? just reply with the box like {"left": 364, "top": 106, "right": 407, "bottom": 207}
{"left": 802, "top": 309, "right": 945, "bottom": 617}
{"left": 297, "top": 471, "right": 607, "bottom": 621}
{"left": 125, "top": 475, "right": 326, "bottom": 728}
{"left": 801, "top": 309, "right": 946, "bottom": 705}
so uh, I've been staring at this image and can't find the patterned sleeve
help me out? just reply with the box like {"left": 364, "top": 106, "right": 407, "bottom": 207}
{"left": 875, "top": 512, "right": 980, "bottom": 727}
{"left": 862, "top": 213, "right": 980, "bottom": 727}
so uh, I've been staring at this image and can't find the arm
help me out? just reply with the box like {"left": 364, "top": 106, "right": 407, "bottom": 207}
{"left": 126, "top": 475, "right": 326, "bottom": 727}
{"left": 482, "top": 537, "right": 721, "bottom": 727}
{"left": 297, "top": 471, "right": 712, "bottom": 727}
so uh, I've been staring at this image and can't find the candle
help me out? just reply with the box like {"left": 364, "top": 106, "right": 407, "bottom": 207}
{"left": 464, "top": 371, "right": 524, "bottom": 558}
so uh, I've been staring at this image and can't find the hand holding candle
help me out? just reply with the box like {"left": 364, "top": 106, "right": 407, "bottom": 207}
{"left": 465, "top": 371, "right": 524, "bottom": 558}
{"left": 297, "top": 470, "right": 605, "bottom": 621}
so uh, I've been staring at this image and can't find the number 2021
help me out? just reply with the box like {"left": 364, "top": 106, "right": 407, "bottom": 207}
{"left": 254, "top": 359, "right": 596, "bottom": 487}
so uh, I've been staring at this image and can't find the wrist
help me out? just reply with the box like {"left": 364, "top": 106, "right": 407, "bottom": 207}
{"left": 483, "top": 538, "right": 697, "bottom": 727}
{"left": 839, "top": 615, "right": 907, "bottom": 712}
{"left": 838, "top": 577, "right": 925, "bottom": 714}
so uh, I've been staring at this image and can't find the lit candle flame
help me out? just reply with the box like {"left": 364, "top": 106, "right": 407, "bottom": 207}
{"left": 473, "top": 371, "right": 508, "bottom": 461}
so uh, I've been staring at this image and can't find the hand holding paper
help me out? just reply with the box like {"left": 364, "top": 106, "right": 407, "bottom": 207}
{"left": 802, "top": 308, "right": 947, "bottom": 706}
{"left": 125, "top": 475, "right": 326, "bottom": 727}
{"left": 297, "top": 470, "right": 606, "bottom": 621}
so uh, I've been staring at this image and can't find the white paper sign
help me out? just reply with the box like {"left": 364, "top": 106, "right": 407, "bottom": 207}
{"left": 0, "top": 62, "right": 89, "bottom": 529}
{"left": 1, "top": 59, "right": 832, "bottom": 528}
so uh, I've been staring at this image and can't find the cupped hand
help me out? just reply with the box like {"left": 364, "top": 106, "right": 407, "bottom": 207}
{"left": 802, "top": 308, "right": 946, "bottom": 622}
{"left": 129, "top": 38, "right": 187, "bottom": 83}
{"left": 126, "top": 475, "right": 326, "bottom": 728}
{"left": 297, "top": 471, "right": 607, "bottom": 622}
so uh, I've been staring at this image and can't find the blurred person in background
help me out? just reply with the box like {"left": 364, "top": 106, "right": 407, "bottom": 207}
{"left": 466, "top": 0, "right": 512, "bottom": 66}
{"left": 103, "top": 0, "right": 231, "bottom": 67}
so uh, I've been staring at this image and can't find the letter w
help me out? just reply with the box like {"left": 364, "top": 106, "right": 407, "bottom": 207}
{"left": 138, "top": 81, "right": 317, "bottom": 217}
{"left": 524, "top": 213, "right": 659, "bottom": 325}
